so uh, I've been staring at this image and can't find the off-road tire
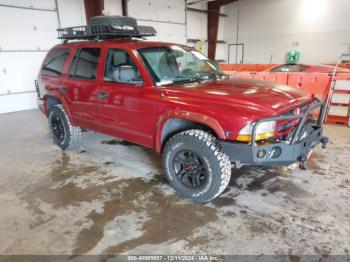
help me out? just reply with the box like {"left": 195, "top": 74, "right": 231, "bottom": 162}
{"left": 88, "top": 15, "right": 137, "bottom": 28}
{"left": 48, "top": 104, "right": 81, "bottom": 150}
{"left": 162, "top": 129, "right": 231, "bottom": 203}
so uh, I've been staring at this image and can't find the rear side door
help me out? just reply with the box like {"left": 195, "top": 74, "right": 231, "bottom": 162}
{"left": 97, "top": 47, "right": 160, "bottom": 148}
{"left": 62, "top": 47, "right": 101, "bottom": 131}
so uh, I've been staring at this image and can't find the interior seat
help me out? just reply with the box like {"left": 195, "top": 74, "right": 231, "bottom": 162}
{"left": 112, "top": 65, "right": 136, "bottom": 83}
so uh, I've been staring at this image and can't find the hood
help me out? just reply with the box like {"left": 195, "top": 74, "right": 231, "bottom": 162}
{"left": 165, "top": 78, "right": 311, "bottom": 115}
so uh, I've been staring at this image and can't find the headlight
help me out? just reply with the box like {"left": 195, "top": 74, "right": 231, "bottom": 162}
{"left": 236, "top": 121, "right": 275, "bottom": 142}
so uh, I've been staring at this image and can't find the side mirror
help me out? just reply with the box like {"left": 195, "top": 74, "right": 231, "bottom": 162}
{"left": 133, "top": 80, "right": 144, "bottom": 86}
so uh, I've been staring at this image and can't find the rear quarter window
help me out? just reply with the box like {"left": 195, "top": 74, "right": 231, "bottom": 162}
{"left": 41, "top": 48, "right": 70, "bottom": 76}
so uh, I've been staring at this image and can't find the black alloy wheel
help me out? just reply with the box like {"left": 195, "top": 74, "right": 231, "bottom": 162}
{"left": 173, "top": 150, "right": 208, "bottom": 188}
{"left": 162, "top": 129, "right": 232, "bottom": 202}
{"left": 50, "top": 115, "right": 65, "bottom": 143}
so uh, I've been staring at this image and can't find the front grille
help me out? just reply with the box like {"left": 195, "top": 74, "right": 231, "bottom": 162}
{"left": 277, "top": 121, "right": 293, "bottom": 132}
{"left": 276, "top": 103, "right": 309, "bottom": 135}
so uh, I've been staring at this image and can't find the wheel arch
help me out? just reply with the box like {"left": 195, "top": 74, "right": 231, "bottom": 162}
{"left": 155, "top": 110, "right": 226, "bottom": 153}
{"left": 44, "top": 95, "right": 76, "bottom": 125}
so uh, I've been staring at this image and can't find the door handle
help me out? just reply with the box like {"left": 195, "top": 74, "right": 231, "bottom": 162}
{"left": 60, "top": 86, "right": 67, "bottom": 94}
{"left": 98, "top": 92, "right": 108, "bottom": 100}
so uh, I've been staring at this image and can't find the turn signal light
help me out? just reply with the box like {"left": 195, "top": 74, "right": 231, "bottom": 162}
{"left": 236, "top": 131, "right": 275, "bottom": 142}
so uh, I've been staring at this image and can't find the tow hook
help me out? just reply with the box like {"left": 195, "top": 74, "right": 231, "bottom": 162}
{"left": 321, "top": 137, "right": 329, "bottom": 149}
{"left": 299, "top": 136, "right": 329, "bottom": 170}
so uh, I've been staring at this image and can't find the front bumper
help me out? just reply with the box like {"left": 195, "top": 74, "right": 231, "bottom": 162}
{"left": 220, "top": 99, "right": 329, "bottom": 167}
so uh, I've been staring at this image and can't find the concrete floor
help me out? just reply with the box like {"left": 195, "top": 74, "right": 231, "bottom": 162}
{"left": 0, "top": 109, "right": 349, "bottom": 256}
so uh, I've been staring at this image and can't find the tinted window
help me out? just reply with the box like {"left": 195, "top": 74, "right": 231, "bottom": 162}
{"left": 41, "top": 48, "right": 69, "bottom": 76}
{"left": 68, "top": 49, "right": 79, "bottom": 77}
{"left": 69, "top": 48, "right": 101, "bottom": 80}
{"left": 104, "top": 49, "right": 142, "bottom": 84}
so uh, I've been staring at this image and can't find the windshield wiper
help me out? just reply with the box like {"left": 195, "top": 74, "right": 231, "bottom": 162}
{"left": 157, "top": 76, "right": 201, "bottom": 87}
{"left": 204, "top": 72, "right": 228, "bottom": 80}
{"left": 173, "top": 76, "right": 202, "bottom": 84}
{"left": 158, "top": 73, "right": 227, "bottom": 87}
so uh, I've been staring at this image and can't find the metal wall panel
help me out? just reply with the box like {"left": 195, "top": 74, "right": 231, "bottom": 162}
{"left": 0, "top": 6, "right": 58, "bottom": 50}
{"left": 140, "top": 20, "right": 186, "bottom": 45}
{"left": 0, "top": 0, "right": 56, "bottom": 10}
{"left": 0, "top": 0, "right": 85, "bottom": 113}
{"left": 129, "top": 0, "right": 185, "bottom": 24}
{"left": 0, "top": 52, "right": 47, "bottom": 94}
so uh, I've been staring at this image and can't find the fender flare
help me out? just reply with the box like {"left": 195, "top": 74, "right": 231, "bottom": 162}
{"left": 44, "top": 94, "right": 76, "bottom": 126}
{"left": 155, "top": 110, "right": 226, "bottom": 152}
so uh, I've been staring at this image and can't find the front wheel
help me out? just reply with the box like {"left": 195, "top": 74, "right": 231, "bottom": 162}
{"left": 162, "top": 130, "right": 231, "bottom": 203}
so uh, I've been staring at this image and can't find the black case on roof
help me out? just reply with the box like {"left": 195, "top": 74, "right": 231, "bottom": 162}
{"left": 57, "top": 15, "right": 156, "bottom": 40}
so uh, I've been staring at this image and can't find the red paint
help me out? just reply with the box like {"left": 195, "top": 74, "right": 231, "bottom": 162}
{"left": 38, "top": 40, "right": 311, "bottom": 152}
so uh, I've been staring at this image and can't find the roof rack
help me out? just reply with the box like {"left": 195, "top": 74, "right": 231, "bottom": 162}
{"left": 57, "top": 24, "right": 156, "bottom": 41}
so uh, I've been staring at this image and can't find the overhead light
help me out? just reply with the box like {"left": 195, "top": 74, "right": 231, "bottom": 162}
{"left": 302, "top": 0, "right": 328, "bottom": 20}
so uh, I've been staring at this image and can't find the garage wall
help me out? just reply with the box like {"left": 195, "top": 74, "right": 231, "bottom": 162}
{"left": 224, "top": 0, "right": 350, "bottom": 64}
{"left": 104, "top": 0, "right": 229, "bottom": 60}
{"left": 0, "top": 0, "right": 85, "bottom": 114}
{"left": 0, "top": 0, "right": 230, "bottom": 114}
{"left": 104, "top": 0, "right": 186, "bottom": 44}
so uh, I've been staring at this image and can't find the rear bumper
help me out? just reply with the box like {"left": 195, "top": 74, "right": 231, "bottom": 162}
{"left": 37, "top": 97, "right": 46, "bottom": 115}
{"left": 220, "top": 99, "right": 329, "bottom": 166}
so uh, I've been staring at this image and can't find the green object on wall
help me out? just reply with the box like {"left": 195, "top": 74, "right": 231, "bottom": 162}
{"left": 287, "top": 50, "right": 300, "bottom": 64}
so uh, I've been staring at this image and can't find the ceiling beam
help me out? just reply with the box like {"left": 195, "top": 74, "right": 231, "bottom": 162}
{"left": 213, "top": 0, "right": 237, "bottom": 6}
{"left": 187, "top": 7, "right": 227, "bottom": 17}
{"left": 187, "top": 0, "right": 216, "bottom": 6}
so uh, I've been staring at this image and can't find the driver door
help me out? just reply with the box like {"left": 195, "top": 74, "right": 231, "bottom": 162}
{"left": 98, "top": 48, "right": 159, "bottom": 148}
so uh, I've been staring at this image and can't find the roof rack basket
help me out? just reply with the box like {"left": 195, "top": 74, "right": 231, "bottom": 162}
{"left": 57, "top": 24, "right": 156, "bottom": 40}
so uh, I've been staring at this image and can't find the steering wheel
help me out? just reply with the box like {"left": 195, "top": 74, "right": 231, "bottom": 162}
{"left": 181, "top": 68, "right": 195, "bottom": 77}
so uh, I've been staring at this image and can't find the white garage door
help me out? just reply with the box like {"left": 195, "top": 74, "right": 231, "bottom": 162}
{"left": 0, "top": 0, "right": 59, "bottom": 114}
{"left": 128, "top": 0, "right": 186, "bottom": 44}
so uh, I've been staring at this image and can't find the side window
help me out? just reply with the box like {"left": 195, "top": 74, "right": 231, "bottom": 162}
{"left": 68, "top": 49, "right": 79, "bottom": 77}
{"left": 69, "top": 48, "right": 101, "bottom": 80}
{"left": 41, "top": 48, "right": 69, "bottom": 76}
{"left": 104, "top": 49, "right": 143, "bottom": 85}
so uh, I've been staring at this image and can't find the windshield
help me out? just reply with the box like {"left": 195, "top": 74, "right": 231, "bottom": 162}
{"left": 137, "top": 45, "right": 227, "bottom": 86}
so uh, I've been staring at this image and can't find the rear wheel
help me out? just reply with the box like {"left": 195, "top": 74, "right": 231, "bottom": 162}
{"left": 162, "top": 129, "right": 231, "bottom": 203}
{"left": 48, "top": 104, "right": 81, "bottom": 150}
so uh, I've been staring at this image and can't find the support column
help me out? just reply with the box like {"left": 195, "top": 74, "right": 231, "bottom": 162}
{"left": 207, "top": 1, "right": 220, "bottom": 60}
{"left": 207, "top": 0, "right": 237, "bottom": 60}
{"left": 84, "top": 0, "right": 104, "bottom": 21}
{"left": 122, "top": 0, "right": 128, "bottom": 16}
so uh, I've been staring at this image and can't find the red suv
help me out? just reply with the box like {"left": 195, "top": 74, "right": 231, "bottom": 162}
{"left": 36, "top": 16, "right": 328, "bottom": 202}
